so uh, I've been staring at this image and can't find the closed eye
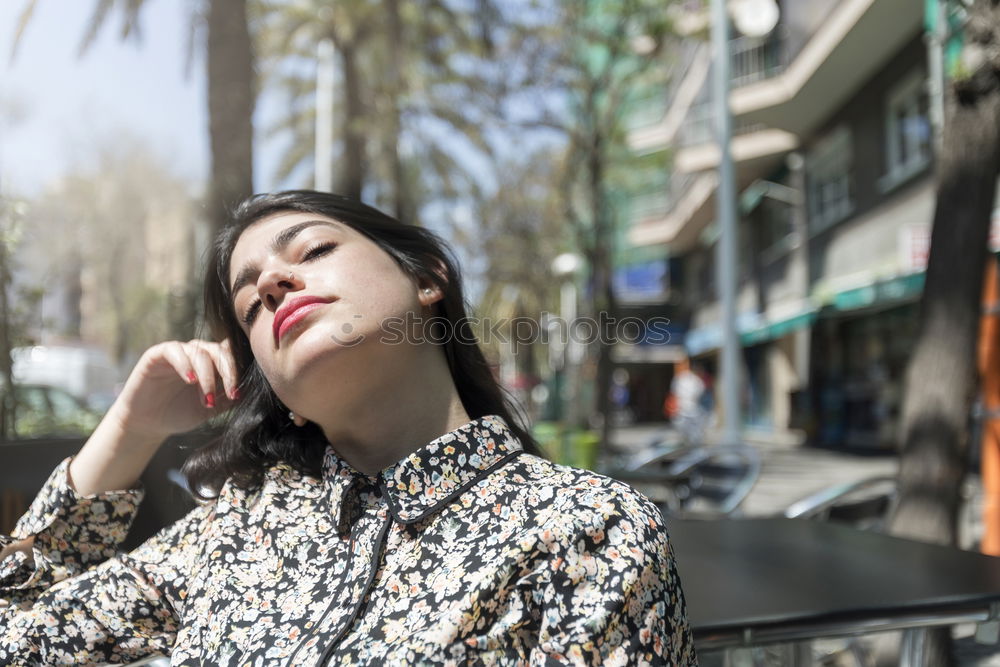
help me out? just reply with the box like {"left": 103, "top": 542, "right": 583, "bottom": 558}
{"left": 302, "top": 242, "right": 337, "bottom": 261}
{"left": 242, "top": 299, "right": 262, "bottom": 326}
{"left": 240, "top": 242, "right": 338, "bottom": 327}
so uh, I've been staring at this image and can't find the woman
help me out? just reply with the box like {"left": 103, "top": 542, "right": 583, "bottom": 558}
{"left": 0, "top": 191, "right": 696, "bottom": 665}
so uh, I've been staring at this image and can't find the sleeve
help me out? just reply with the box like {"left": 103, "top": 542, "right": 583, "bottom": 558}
{"left": 526, "top": 486, "right": 697, "bottom": 666}
{"left": 0, "top": 458, "right": 215, "bottom": 665}
{"left": 0, "top": 457, "right": 144, "bottom": 600}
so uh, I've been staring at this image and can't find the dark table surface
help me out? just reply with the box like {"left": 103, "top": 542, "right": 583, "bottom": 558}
{"left": 668, "top": 518, "right": 1000, "bottom": 646}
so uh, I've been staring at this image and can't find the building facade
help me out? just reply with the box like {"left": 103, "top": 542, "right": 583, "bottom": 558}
{"left": 623, "top": 0, "right": 976, "bottom": 449}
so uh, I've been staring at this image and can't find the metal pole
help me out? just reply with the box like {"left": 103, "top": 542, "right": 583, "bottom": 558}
{"left": 314, "top": 38, "right": 335, "bottom": 192}
{"left": 712, "top": 0, "right": 743, "bottom": 445}
{"left": 925, "top": 0, "right": 947, "bottom": 150}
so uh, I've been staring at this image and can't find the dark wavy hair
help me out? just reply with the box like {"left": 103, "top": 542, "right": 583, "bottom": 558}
{"left": 183, "top": 190, "right": 541, "bottom": 498}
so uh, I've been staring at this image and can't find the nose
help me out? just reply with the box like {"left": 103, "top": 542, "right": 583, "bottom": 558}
{"left": 257, "top": 266, "right": 304, "bottom": 312}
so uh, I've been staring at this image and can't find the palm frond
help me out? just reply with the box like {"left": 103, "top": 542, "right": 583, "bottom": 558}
{"left": 122, "top": 0, "right": 145, "bottom": 41}
{"left": 78, "top": 0, "right": 116, "bottom": 56}
{"left": 9, "top": 0, "right": 38, "bottom": 63}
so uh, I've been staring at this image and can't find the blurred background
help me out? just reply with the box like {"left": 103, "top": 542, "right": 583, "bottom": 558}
{"left": 3, "top": 0, "right": 1000, "bottom": 663}
{"left": 0, "top": 0, "right": 976, "bottom": 538}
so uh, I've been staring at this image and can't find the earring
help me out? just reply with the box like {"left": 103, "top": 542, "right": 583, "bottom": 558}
{"left": 424, "top": 288, "right": 432, "bottom": 294}
{"left": 288, "top": 410, "right": 295, "bottom": 421}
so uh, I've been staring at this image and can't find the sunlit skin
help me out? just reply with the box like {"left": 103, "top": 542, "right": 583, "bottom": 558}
{"left": 228, "top": 211, "right": 470, "bottom": 475}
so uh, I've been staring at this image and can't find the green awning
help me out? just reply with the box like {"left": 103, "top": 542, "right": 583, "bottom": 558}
{"left": 831, "top": 272, "right": 924, "bottom": 312}
{"left": 740, "top": 308, "right": 817, "bottom": 346}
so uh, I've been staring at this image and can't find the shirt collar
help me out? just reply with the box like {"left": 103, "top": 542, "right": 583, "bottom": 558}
{"left": 322, "top": 414, "right": 525, "bottom": 525}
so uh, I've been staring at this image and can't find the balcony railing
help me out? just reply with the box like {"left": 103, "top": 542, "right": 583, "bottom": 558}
{"left": 677, "top": 103, "right": 768, "bottom": 148}
{"left": 624, "top": 26, "right": 787, "bottom": 136}
{"left": 629, "top": 172, "right": 697, "bottom": 227}
{"left": 730, "top": 28, "right": 788, "bottom": 88}
{"left": 623, "top": 40, "right": 706, "bottom": 132}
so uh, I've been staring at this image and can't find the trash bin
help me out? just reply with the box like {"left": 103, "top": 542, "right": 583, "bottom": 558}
{"left": 531, "top": 422, "right": 600, "bottom": 471}
{"left": 531, "top": 421, "right": 562, "bottom": 461}
{"left": 568, "top": 430, "right": 600, "bottom": 471}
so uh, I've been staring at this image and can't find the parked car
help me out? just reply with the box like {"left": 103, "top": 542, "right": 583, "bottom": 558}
{"left": 9, "top": 384, "right": 102, "bottom": 438}
{"left": 12, "top": 345, "right": 120, "bottom": 411}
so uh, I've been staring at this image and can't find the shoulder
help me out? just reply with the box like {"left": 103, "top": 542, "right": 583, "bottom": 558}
{"left": 211, "top": 461, "right": 322, "bottom": 515}
{"left": 506, "top": 453, "right": 666, "bottom": 535}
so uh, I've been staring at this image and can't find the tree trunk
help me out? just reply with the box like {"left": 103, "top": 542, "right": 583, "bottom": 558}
{"left": 884, "top": 5, "right": 1000, "bottom": 661}
{"left": 0, "top": 239, "right": 13, "bottom": 440}
{"left": 207, "top": 0, "right": 255, "bottom": 237}
{"left": 587, "top": 130, "right": 617, "bottom": 454}
{"left": 385, "top": 0, "right": 409, "bottom": 221}
{"left": 893, "top": 74, "right": 1000, "bottom": 547}
{"left": 338, "top": 42, "right": 366, "bottom": 201}
{"left": 63, "top": 251, "right": 83, "bottom": 338}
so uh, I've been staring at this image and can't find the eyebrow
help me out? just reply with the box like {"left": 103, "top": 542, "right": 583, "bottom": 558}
{"left": 230, "top": 220, "right": 342, "bottom": 299}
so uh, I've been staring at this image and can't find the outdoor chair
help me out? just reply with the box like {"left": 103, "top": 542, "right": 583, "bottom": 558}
{"left": 782, "top": 475, "right": 898, "bottom": 531}
{"left": 604, "top": 443, "right": 761, "bottom": 519}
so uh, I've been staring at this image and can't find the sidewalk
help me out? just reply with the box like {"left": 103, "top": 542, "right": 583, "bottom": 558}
{"left": 607, "top": 422, "right": 999, "bottom": 666}
{"left": 607, "top": 422, "right": 981, "bottom": 544}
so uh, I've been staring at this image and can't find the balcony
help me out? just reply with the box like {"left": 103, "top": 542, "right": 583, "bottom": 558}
{"left": 628, "top": 28, "right": 788, "bottom": 154}
{"left": 630, "top": 0, "right": 920, "bottom": 153}
{"left": 629, "top": 172, "right": 696, "bottom": 227}
{"left": 731, "top": 0, "right": 923, "bottom": 135}
{"left": 730, "top": 28, "right": 789, "bottom": 88}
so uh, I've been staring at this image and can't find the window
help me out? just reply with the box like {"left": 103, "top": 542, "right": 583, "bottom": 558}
{"left": 807, "top": 126, "right": 853, "bottom": 234}
{"left": 758, "top": 198, "right": 796, "bottom": 265}
{"left": 882, "top": 69, "right": 932, "bottom": 191}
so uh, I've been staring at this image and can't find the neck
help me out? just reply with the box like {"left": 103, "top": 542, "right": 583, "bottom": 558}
{"left": 314, "top": 346, "right": 472, "bottom": 476}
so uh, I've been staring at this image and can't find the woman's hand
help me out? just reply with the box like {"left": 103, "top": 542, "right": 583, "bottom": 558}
{"left": 105, "top": 339, "right": 239, "bottom": 442}
{"left": 0, "top": 537, "right": 34, "bottom": 608}
{"left": 68, "top": 339, "right": 240, "bottom": 497}
{"left": 0, "top": 537, "right": 34, "bottom": 566}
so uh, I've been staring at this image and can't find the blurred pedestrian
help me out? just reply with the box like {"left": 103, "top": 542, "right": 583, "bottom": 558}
{"left": 669, "top": 356, "right": 708, "bottom": 446}
{"left": 610, "top": 368, "right": 632, "bottom": 425}
{"left": 0, "top": 191, "right": 697, "bottom": 665}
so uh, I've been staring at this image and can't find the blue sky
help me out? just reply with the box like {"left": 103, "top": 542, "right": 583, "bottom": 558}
{"left": 0, "top": 0, "right": 213, "bottom": 196}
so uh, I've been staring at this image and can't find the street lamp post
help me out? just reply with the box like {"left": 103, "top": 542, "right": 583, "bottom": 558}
{"left": 711, "top": 0, "right": 742, "bottom": 446}
{"left": 710, "top": 0, "right": 779, "bottom": 446}
{"left": 552, "top": 253, "right": 582, "bottom": 460}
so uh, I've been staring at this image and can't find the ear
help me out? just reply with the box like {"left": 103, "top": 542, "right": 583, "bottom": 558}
{"left": 417, "top": 260, "right": 449, "bottom": 306}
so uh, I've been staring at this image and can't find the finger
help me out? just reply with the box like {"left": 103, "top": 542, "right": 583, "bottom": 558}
{"left": 192, "top": 340, "right": 238, "bottom": 403}
{"left": 0, "top": 538, "right": 32, "bottom": 563}
{"left": 184, "top": 342, "right": 219, "bottom": 408}
{"left": 217, "top": 339, "right": 240, "bottom": 401}
{"left": 158, "top": 342, "right": 199, "bottom": 387}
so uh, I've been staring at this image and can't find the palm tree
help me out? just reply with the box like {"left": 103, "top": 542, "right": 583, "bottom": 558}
{"left": 255, "top": 0, "right": 499, "bottom": 222}
{"left": 12, "top": 0, "right": 255, "bottom": 239}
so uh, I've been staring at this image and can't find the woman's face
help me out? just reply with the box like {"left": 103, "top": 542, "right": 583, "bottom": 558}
{"left": 228, "top": 211, "right": 434, "bottom": 408}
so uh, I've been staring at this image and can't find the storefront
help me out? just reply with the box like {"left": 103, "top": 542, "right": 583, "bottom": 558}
{"left": 684, "top": 306, "right": 814, "bottom": 434}
{"left": 811, "top": 297, "right": 920, "bottom": 450}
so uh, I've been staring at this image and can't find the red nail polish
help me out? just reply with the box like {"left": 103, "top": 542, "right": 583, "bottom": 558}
{"left": 186, "top": 372, "right": 197, "bottom": 383}
{"left": 205, "top": 393, "right": 216, "bottom": 408}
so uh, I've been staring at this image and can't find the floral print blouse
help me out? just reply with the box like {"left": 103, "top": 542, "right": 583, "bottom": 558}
{"left": 0, "top": 415, "right": 696, "bottom": 666}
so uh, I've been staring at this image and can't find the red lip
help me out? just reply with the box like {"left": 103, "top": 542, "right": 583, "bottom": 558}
{"left": 273, "top": 295, "right": 335, "bottom": 344}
